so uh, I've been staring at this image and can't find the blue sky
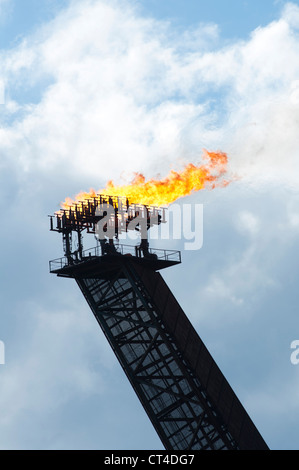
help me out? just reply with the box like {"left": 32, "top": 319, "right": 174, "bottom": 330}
{"left": 0, "top": 0, "right": 299, "bottom": 450}
{"left": 139, "top": 0, "right": 284, "bottom": 37}
{"left": 0, "top": 0, "right": 287, "bottom": 45}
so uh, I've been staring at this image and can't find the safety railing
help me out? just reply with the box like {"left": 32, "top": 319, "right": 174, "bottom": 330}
{"left": 50, "top": 243, "right": 181, "bottom": 272}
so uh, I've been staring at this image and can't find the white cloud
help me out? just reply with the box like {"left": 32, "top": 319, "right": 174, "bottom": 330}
{"left": 282, "top": 1, "right": 299, "bottom": 27}
{"left": 0, "top": 79, "right": 4, "bottom": 104}
{"left": 0, "top": 0, "right": 12, "bottom": 102}
{"left": 1, "top": 0, "right": 299, "bottom": 449}
{"left": 0, "top": 0, "right": 298, "bottom": 198}
{"left": 236, "top": 211, "right": 260, "bottom": 237}
{"left": 201, "top": 242, "right": 276, "bottom": 318}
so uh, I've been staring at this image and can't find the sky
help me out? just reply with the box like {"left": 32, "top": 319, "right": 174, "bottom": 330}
{"left": 0, "top": 0, "right": 299, "bottom": 450}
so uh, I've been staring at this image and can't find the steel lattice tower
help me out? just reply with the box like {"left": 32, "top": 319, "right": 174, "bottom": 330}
{"left": 49, "top": 195, "right": 269, "bottom": 450}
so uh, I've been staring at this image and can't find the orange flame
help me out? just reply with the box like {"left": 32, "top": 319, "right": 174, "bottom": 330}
{"left": 61, "top": 149, "right": 229, "bottom": 210}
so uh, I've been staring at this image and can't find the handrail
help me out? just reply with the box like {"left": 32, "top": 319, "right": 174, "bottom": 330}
{"left": 49, "top": 243, "right": 181, "bottom": 272}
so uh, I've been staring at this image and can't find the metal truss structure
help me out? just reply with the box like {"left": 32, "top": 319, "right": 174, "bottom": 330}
{"left": 77, "top": 260, "right": 236, "bottom": 450}
{"left": 49, "top": 193, "right": 269, "bottom": 450}
{"left": 50, "top": 249, "right": 268, "bottom": 450}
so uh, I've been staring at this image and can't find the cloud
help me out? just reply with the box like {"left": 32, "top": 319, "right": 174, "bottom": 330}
{"left": 0, "top": 0, "right": 299, "bottom": 449}
{"left": 0, "top": 0, "right": 298, "bottom": 197}
{"left": 0, "top": 296, "right": 117, "bottom": 448}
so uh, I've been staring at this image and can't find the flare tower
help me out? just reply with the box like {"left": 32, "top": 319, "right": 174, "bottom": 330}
{"left": 49, "top": 195, "right": 268, "bottom": 450}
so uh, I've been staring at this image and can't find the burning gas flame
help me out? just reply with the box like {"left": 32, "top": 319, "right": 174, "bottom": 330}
{"left": 61, "top": 149, "right": 229, "bottom": 210}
